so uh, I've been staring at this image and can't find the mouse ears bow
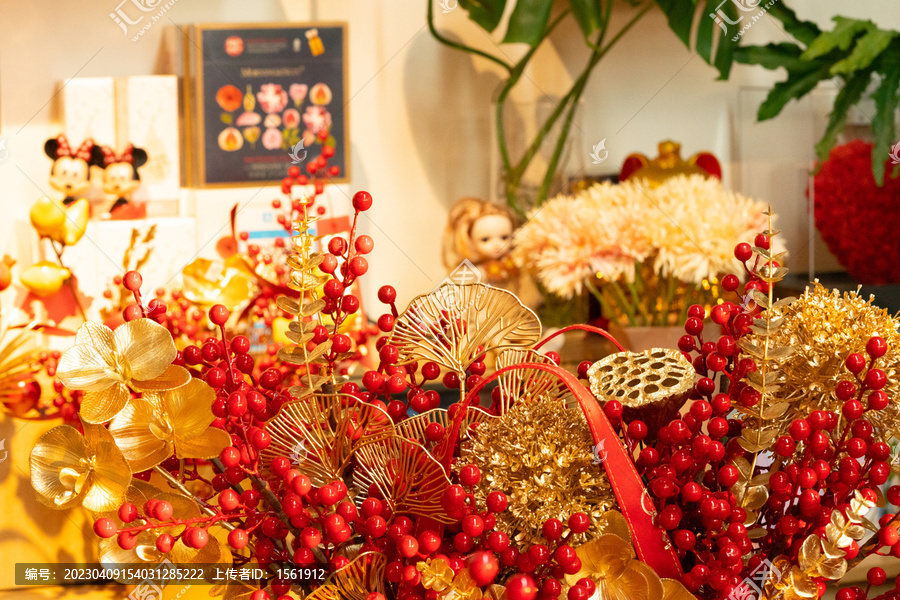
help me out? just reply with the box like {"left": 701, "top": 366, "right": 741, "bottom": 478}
{"left": 101, "top": 144, "right": 135, "bottom": 167}
{"left": 53, "top": 135, "right": 96, "bottom": 162}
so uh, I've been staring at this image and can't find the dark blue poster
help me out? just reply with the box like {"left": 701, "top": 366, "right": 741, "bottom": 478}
{"left": 193, "top": 23, "right": 348, "bottom": 186}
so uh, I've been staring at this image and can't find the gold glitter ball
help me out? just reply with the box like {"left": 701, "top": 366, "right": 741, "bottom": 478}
{"left": 458, "top": 395, "right": 616, "bottom": 547}
{"left": 749, "top": 282, "right": 900, "bottom": 438}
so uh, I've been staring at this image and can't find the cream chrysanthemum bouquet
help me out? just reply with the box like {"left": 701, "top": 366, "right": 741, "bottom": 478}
{"left": 512, "top": 175, "right": 771, "bottom": 327}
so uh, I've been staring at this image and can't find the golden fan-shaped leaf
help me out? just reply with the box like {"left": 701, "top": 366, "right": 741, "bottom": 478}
{"left": 798, "top": 534, "right": 821, "bottom": 571}
{"left": 389, "top": 283, "right": 540, "bottom": 373}
{"left": 395, "top": 407, "right": 492, "bottom": 446}
{"left": 353, "top": 435, "right": 453, "bottom": 523}
{"left": 262, "top": 393, "right": 394, "bottom": 486}
{"left": 306, "top": 551, "right": 387, "bottom": 600}
{"left": 494, "top": 349, "right": 575, "bottom": 414}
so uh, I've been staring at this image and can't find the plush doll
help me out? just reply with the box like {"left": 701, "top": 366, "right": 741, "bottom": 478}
{"left": 100, "top": 144, "right": 148, "bottom": 218}
{"left": 442, "top": 197, "right": 520, "bottom": 287}
{"left": 44, "top": 135, "right": 104, "bottom": 205}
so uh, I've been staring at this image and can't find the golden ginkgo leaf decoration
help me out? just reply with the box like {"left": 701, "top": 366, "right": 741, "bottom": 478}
{"left": 389, "top": 283, "right": 541, "bottom": 375}
{"left": 30, "top": 420, "right": 131, "bottom": 512}
{"left": 353, "top": 435, "right": 454, "bottom": 524}
{"left": 494, "top": 348, "right": 576, "bottom": 414}
{"left": 262, "top": 393, "right": 394, "bottom": 486}
{"left": 306, "top": 551, "right": 387, "bottom": 600}
{"left": 396, "top": 406, "right": 492, "bottom": 448}
{"left": 57, "top": 320, "right": 190, "bottom": 424}
{"left": 108, "top": 378, "right": 231, "bottom": 473}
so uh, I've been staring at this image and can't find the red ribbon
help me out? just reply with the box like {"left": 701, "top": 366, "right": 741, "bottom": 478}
{"left": 443, "top": 361, "right": 683, "bottom": 580}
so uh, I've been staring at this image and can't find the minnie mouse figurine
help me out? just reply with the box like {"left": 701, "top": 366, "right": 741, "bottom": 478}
{"left": 44, "top": 135, "right": 104, "bottom": 205}
{"left": 100, "top": 144, "right": 148, "bottom": 218}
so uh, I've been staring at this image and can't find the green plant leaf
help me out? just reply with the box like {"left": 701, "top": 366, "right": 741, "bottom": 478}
{"left": 831, "top": 29, "right": 898, "bottom": 75}
{"left": 814, "top": 68, "right": 875, "bottom": 162}
{"left": 802, "top": 17, "right": 873, "bottom": 61}
{"left": 764, "top": 4, "right": 820, "bottom": 46}
{"left": 503, "top": 0, "right": 554, "bottom": 45}
{"left": 734, "top": 42, "right": 807, "bottom": 71}
{"left": 569, "top": 0, "right": 604, "bottom": 38}
{"left": 696, "top": 0, "right": 716, "bottom": 63}
{"left": 655, "top": 0, "right": 695, "bottom": 47}
{"left": 458, "top": 0, "right": 508, "bottom": 32}
{"left": 870, "top": 55, "right": 900, "bottom": 185}
{"left": 712, "top": 9, "right": 738, "bottom": 80}
{"left": 758, "top": 62, "right": 833, "bottom": 121}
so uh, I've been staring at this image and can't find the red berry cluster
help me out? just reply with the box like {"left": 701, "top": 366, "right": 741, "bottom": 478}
{"left": 610, "top": 231, "right": 899, "bottom": 598}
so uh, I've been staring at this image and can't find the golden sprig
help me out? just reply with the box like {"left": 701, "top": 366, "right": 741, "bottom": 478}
{"left": 734, "top": 210, "right": 795, "bottom": 454}
{"left": 276, "top": 200, "right": 332, "bottom": 396}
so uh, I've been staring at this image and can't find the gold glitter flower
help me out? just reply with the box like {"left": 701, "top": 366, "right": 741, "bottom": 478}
{"left": 57, "top": 320, "right": 190, "bottom": 424}
{"left": 563, "top": 515, "right": 693, "bottom": 600}
{"left": 459, "top": 395, "right": 615, "bottom": 547}
{"left": 748, "top": 282, "right": 900, "bottom": 438}
{"left": 108, "top": 378, "right": 231, "bottom": 473}
{"left": 30, "top": 420, "right": 131, "bottom": 511}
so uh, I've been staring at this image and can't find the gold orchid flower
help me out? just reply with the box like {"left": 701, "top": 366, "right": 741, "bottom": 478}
{"left": 30, "top": 420, "right": 131, "bottom": 512}
{"left": 108, "top": 378, "right": 231, "bottom": 473}
{"left": 57, "top": 320, "right": 190, "bottom": 424}
{"left": 563, "top": 511, "right": 693, "bottom": 600}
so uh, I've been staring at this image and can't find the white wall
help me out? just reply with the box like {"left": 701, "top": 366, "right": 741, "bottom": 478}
{"left": 1, "top": 0, "right": 898, "bottom": 314}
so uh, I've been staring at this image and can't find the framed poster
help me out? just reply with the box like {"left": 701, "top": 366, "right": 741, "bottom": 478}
{"left": 186, "top": 23, "right": 349, "bottom": 187}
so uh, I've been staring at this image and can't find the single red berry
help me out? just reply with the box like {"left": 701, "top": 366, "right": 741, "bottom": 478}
{"left": 459, "top": 465, "right": 481, "bottom": 486}
{"left": 352, "top": 191, "right": 373, "bottom": 212}
{"left": 209, "top": 304, "right": 229, "bottom": 326}
{"left": 377, "top": 285, "right": 396, "bottom": 304}
{"left": 93, "top": 518, "right": 117, "bottom": 538}
{"left": 123, "top": 270, "right": 143, "bottom": 292}
{"left": 734, "top": 243, "right": 753, "bottom": 262}
{"left": 846, "top": 352, "right": 867, "bottom": 374}
{"left": 504, "top": 574, "right": 538, "bottom": 600}
{"left": 486, "top": 491, "right": 508, "bottom": 513}
{"left": 867, "top": 336, "right": 888, "bottom": 358}
{"left": 568, "top": 512, "right": 590, "bottom": 534}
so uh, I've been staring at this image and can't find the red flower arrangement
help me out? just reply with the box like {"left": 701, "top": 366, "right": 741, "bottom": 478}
{"left": 26, "top": 185, "right": 900, "bottom": 600}
{"left": 812, "top": 139, "right": 900, "bottom": 284}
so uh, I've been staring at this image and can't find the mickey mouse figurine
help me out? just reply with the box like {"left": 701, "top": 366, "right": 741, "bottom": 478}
{"left": 100, "top": 144, "right": 148, "bottom": 218}
{"left": 44, "top": 135, "right": 104, "bottom": 205}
